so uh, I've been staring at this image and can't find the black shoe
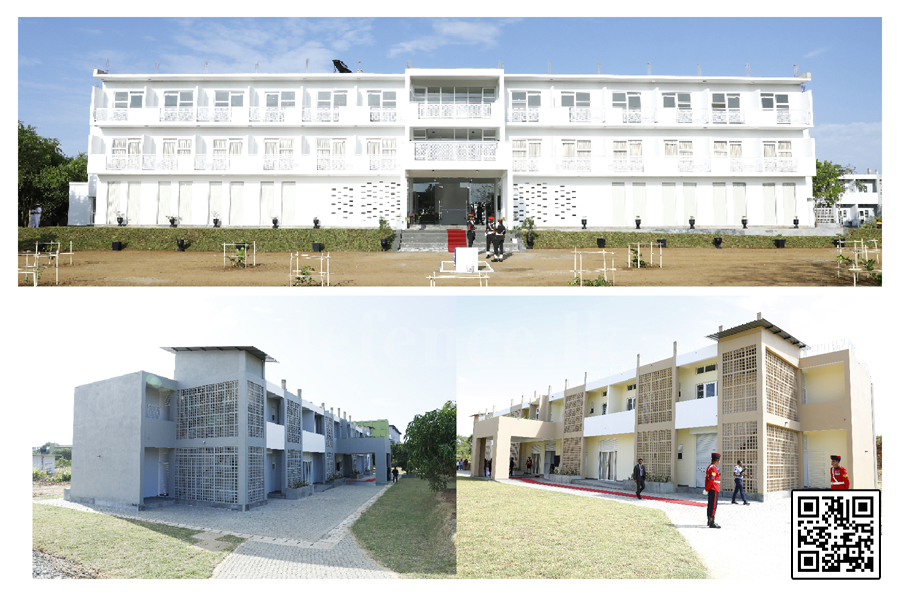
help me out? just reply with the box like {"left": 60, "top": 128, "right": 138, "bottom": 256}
{"left": 732, "top": 500, "right": 738, "bottom": 504}
{"left": 743, "top": 502, "right": 750, "bottom": 505}
{"left": 636, "top": 495, "right": 641, "bottom": 499}
{"left": 709, "top": 521, "right": 721, "bottom": 529}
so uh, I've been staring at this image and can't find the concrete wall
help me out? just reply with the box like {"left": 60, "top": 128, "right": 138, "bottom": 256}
{"left": 70, "top": 372, "right": 145, "bottom": 510}
{"left": 803, "top": 362, "right": 845, "bottom": 404}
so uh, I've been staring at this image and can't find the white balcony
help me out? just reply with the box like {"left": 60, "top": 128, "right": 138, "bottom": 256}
{"left": 609, "top": 157, "right": 645, "bottom": 172}
{"left": 584, "top": 409, "right": 635, "bottom": 437}
{"left": 197, "top": 106, "right": 249, "bottom": 123}
{"left": 674, "top": 396, "right": 717, "bottom": 430}
{"left": 368, "top": 107, "right": 400, "bottom": 123}
{"left": 556, "top": 157, "right": 594, "bottom": 172}
{"left": 303, "top": 107, "right": 341, "bottom": 122}
{"left": 710, "top": 109, "right": 744, "bottom": 124}
{"left": 412, "top": 141, "right": 498, "bottom": 162}
{"left": 415, "top": 103, "right": 493, "bottom": 119}
{"left": 608, "top": 108, "right": 658, "bottom": 124}
{"left": 304, "top": 431, "right": 325, "bottom": 453}
{"left": 509, "top": 107, "right": 541, "bottom": 123}
{"left": 266, "top": 422, "right": 285, "bottom": 450}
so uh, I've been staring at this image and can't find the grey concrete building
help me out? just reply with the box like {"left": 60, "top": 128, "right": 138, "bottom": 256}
{"left": 66, "top": 346, "right": 392, "bottom": 511}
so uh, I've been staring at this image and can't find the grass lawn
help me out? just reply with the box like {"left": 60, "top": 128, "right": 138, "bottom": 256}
{"left": 33, "top": 504, "right": 244, "bottom": 578}
{"left": 351, "top": 476, "right": 456, "bottom": 578}
{"left": 457, "top": 478, "right": 707, "bottom": 579}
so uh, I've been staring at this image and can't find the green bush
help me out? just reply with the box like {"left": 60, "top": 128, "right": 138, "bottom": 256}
{"left": 51, "top": 468, "right": 71, "bottom": 482}
{"left": 33, "top": 468, "right": 45, "bottom": 481}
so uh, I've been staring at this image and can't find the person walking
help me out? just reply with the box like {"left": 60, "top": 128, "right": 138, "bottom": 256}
{"left": 29, "top": 205, "right": 42, "bottom": 228}
{"left": 466, "top": 213, "right": 477, "bottom": 248}
{"left": 392, "top": 466, "right": 399, "bottom": 483}
{"left": 485, "top": 216, "right": 496, "bottom": 257}
{"left": 526, "top": 456, "right": 533, "bottom": 475}
{"left": 494, "top": 218, "right": 507, "bottom": 262}
{"left": 731, "top": 460, "right": 750, "bottom": 505}
{"left": 633, "top": 458, "right": 647, "bottom": 499}
{"left": 830, "top": 455, "right": 850, "bottom": 489}
{"left": 706, "top": 452, "right": 722, "bottom": 528}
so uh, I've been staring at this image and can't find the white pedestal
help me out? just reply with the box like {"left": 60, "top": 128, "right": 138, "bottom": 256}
{"left": 454, "top": 247, "right": 478, "bottom": 273}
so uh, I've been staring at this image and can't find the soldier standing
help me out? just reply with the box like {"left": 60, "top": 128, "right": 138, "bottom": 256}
{"left": 706, "top": 452, "right": 722, "bottom": 528}
{"left": 494, "top": 218, "right": 507, "bottom": 262}
{"left": 466, "top": 213, "right": 477, "bottom": 248}
{"left": 830, "top": 455, "right": 850, "bottom": 489}
{"left": 485, "top": 216, "right": 496, "bottom": 257}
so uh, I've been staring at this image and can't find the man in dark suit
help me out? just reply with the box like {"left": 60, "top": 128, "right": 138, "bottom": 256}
{"left": 633, "top": 458, "right": 647, "bottom": 499}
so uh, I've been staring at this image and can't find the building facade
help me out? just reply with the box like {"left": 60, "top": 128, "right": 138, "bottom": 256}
{"left": 471, "top": 315, "right": 877, "bottom": 501}
{"left": 838, "top": 169, "right": 882, "bottom": 227}
{"left": 66, "top": 346, "right": 392, "bottom": 511}
{"left": 355, "top": 419, "right": 404, "bottom": 443}
{"left": 78, "top": 67, "right": 816, "bottom": 230}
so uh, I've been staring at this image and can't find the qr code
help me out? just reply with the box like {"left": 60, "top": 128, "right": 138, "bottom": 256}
{"left": 792, "top": 490, "right": 880, "bottom": 579}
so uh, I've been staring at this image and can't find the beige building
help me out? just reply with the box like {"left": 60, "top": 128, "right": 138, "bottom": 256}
{"left": 471, "top": 314, "right": 877, "bottom": 501}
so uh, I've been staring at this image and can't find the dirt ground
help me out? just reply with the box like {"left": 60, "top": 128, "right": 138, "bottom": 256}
{"left": 32, "top": 481, "right": 69, "bottom": 500}
{"left": 18, "top": 247, "right": 880, "bottom": 287}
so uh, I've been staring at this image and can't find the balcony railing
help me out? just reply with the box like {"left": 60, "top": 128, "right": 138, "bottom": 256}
{"left": 610, "top": 157, "right": 644, "bottom": 172}
{"left": 512, "top": 157, "right": 541, "bottom": 172}
{"left": 612, "top": 108, "right": 658, "bottom": 124}
{"left": 416, "top": 103, "right": 492, "bottom": 119}
{"left": 509, "top": 107, "right": 540, "bottom": 123}
{"left": 303, "top": 107, "right": 341, "bottom": 122}
{"left": 263, "top": 154, "right": 298, "bottom": 171}
{"left": 106, "top": 154, "right": 142, "bottom": 170}
{"left": 369, "top": 108, "right": 399, "bottom": 122}
{"left": 413, "top": 141, "right": 497, "bottom": 161}
{"left": 775, "top": 109, "right": 812, "bottom": 125}
{"left": 711, "top": 109, "right": 744, "bottom": 124}
{"left": 160, "top": 107, "right": 195, "bottom": 122}
{"left": 556, "top": 157, "right": 593, "bottom": 172}
{"left": 93, "top": 108, "right": 130, "bottom": 122}
{"left": 197, "top": 107, "right": 238, "bottom": 122}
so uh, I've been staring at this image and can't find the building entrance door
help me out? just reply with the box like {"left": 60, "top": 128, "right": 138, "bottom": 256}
{"left": 409, "top": 179, "right": 495, "bottom": 226}
{"left": 696, "top": 433, "right": 718, "bottom": 488}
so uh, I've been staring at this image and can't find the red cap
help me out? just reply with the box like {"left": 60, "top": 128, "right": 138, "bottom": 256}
{"left": 831, "top": 455, "right": 841, "bottom": 462}
{"left": 711, "top": 453, "right": 721, "bottom": 461}
{"left": 489, "top": 216, "right": 494, "bottom": 220}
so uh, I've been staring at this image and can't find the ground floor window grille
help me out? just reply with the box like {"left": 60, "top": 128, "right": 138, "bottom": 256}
{"left": 248, "top": 381, "right": 265, "bottom": 439}
{"left": 767, "top": 424, "right": 800, "bottom": 493}
{"left": 287, "top": 449, "right": 303, "bottom": 487}
{"left": 286, "top": 400, "right": 301, "bottom": 444}
{"left": 636, "top": 429, "right": 672, "bottom": 482}
{"left": 561, "top": 437, "right": 583, "bottom": 475}
{"left": 174, "top": 446, "right": 238, "bottom": 504}
{"left": 766, "top": 350, "right": 800, "bottom": 422}
{"left": 248, "top": 446, "right": 265, "bottom": 504}
{"left": 721, "top": 421, "right": 759, "bottom": 494}
{"left": 563, "top": 392, "right": 584, "bottom": 434}
{"left": 638, "top": 367, "right": 673, "bottom": 425}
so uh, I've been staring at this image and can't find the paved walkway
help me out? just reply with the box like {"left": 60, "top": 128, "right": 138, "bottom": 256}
{"left": 36, "top": 484, "right": 398, "bottom": 579}
{"left": 485, "top": 475, "right": 793, "bottom": 579}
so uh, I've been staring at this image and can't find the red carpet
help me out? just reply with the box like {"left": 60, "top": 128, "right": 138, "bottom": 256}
{"left": 447, "top": 229, "right": 466, "bottom": 253}
{"left": 513, "top": 477, "right": 706, "bottom": 507}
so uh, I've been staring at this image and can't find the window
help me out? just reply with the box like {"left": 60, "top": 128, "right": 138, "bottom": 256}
{"left": 601, "top": 403, "right": 608, "bottom": 415}
{"left": 561, "top": 91, "right": 590, "bottom": 107}
{"left": 712, "top": 93, "right": 742, "bottom": 123}
{"left": 612, "top": 91, "right": 641, "bottom": 110}
{"left": 266, "top": 91, "right": 295, "bottom": 107}
{"left": 510, "top": 91, "right": 541, "bottom": 122}
{"left": 678, "top": 444, "right": 684, "bottom": 460}
{"left": 317, "top": 138, "right": 346, "bottom": 170}
{"left": 764, "top": 141, "right": 792, "bottom": 158}
{"left": 760, "top": 93, "right": 788, "bottom": 111}
{"left": 589, "top": 402, "right": 594, "bottom": 414}
{"left": 664, "top": 140, "right": 693, "bottom": 158}
{"left": 113, "top": 90, "right": 143, "bottom": 109}
{"left": 626, "top": 398, "right": 635, "bottom": 411}
{"left": 317, "top": 90, "right": 347, "bottom": 109}
{"left": 367, "top": 138, "right": 397, "bottom": 169}
{"left": 368, "top": 90, "right": 397, "bottom": 108}
{"left": 512, "top": 139, "right": 541, "bottom": 171}
{"left": 662, "top": 92, "right": 691, "bottom": 109}
{"left": 109, "top": 138, "right": 141, "bottom": 169}
{"left": 697, "top": 382, "right": 717, "bottom": 399}
{"left": 162, "top": 138, "right": 192, "bottom": 155}
{"left": 561, "top": 139, "right": 591, "bottom": 170}
{"left": 164, "top": 91, "right": 193, "bottom": 108}
{"left": 215, "top": 91, "right": 244, "bottom": 107}
{"left": 627, "top": 383, "right": 636, "bottom": 391}
{"left": 706, "top": 364, "right": 717, "bottom": 372}
{"left": 263, "top": 138, "right": 294, "bottom": 170}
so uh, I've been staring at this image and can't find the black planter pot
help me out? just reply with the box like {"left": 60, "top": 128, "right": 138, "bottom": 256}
{"left": 526, "top": 234, "right": 534, "bottom": 249}
{"left": 581, "top": 219, "right": 587, "bottom": 230}
{"left": 313, "top": 242, "right": 323, "bottom": 252}
{"left": 213, "top": 219, "right": 220, "bottom": 228}
{"left": 176, "top": 239, "right": 185, "bottom": 252}
{"left": 313, "top": 218, "right": 320, "bottom": 229}
{"left": 657, "top": 238, "right": 667, "bottom": 248}
{"left": 832, "top": 238, "right": 845, "bottom": 248}
{"left": 380, "top": 238, "right": 390, "bottom": 251}
{"left": 741, "top": 219, "right": 748, "bottom": 229}
{"left": 689, "top": 219, "right": 695, "bottom": 230}
{"left": 272, "top": 219, "right": 279, "bottom": 229}
{"left": 793, "top": 218, "right": 799, "bottom": 229}
{"left": 235, "top": 243, "right": 246, "bottom": 250}
{"left": 596, "top": 237, "right": 606, "bottom": 249}
{"left": 111, "top": 241, "right": 123, "bottom": 251}
{"left": 169, "top": 218, "right": 177, "bottom": 228}
{"left": 774, "top": 238, "right": 786, "bottom": 248}
{"left": 713, "top": 237, "right": 723, "bottom": 249}
{"left": 38, "top": 243, "right": 51, "bottom": 253}
{"left": 116, "top": 217, "right": 124, "bottom": 226}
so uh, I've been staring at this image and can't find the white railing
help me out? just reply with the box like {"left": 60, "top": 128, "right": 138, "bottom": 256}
{"left": 303, "top": 107, "right": 340, "bottom": 122}
{"left": 194, "top": 154, "right": 235, "bottom": 171}
{"left": 776, "top": 109, "right": 812, "bottom": 125}
{"left": 367, "top": 156, "right": 398, "bottom": 171}
{"left": 763, "top": 157, "right": 798, "bottom": 173}
{"left": 556, "top": 157, "right": 593, "bottom": 172}
{"left": 512, "top": 157, "right": 542, "bottom": 172}
{"left": 159, "top": 107, "right": 195, "bottom": 122}
{"left": 250, "top": 107, "right": 285, "bottom": 122}
{"left": 93, "top": 108, "right": 130, "bottom": 122}
{"left": 413, "top": 141, "right": 498, "bottom": 161}
{"left": 568, "top": 107, "right": 594, "bottom": 123}
{"left": 106, "top": 154, "right": 142, "bottom": 170}
{"left": 673, "top": 158, "right": 711, "bottom": 173}
{"left": 416, "top": 103, "right": 492, "bottom": 119}
{"left": 711, "top": 109, "right": 744, "bottom": 124}
{"left": 316, "top": 156, "right": 349, "bottom": 171}
{"left": 369, "top": 108, "right": 399, "bottom": 122}
{"left": 509, "top": 107, "right": 540, "bottom": 123}
{"left": 610, "top": 157, "right": 644, "bottom": 172}
{"left": 196, "top": 106, "right": 236, "bottom": 122}
{"left": 677, "top": 109, "right": 709, "bottom": 124}
{"left": 263, "top": 154, "right": 298, "bottom": 171}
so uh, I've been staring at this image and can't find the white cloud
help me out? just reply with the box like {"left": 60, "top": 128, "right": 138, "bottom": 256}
{"left": 804, "top": 47, "right": 827, "bottom": 59}
{"left": 19, "top": 56, "right": 41, "bottom": 67}
{"left": 388, "top": 19, "right": 506, "bottom": 58}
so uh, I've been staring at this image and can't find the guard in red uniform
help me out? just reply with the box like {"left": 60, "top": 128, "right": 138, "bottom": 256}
{"left": 830, "top": 455, "right": 850, "bottom": 490}
{"left": 706, "top": 452, "right": 722, "bottom": 528}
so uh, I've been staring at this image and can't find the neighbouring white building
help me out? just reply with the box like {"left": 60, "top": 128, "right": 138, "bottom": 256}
{"left": 838, "top": 169, "right": 881, "bottom": 227}
{"left": 80, "top": 67, "right": 817, "bottom": 230}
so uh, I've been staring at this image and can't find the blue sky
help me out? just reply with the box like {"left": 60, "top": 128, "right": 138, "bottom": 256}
{"left": 18, "top": 16, "right": 882, "bottom": 171}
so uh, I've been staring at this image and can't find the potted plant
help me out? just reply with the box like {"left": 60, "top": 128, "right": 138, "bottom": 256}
{"left": 111, "top": 241, "right": 123, "bottom": 251}
{"left": 313, "top": 216, "right": 320, "bottom": 229}
{"left": 741, "top": 215, "right": 748, "bottom": 229}
{"left": 832, "top": 236, "right": 845, "bottom": 248}
{"left": 115, "top": 211, "right": 125, "bottom": 226}
{"left": 313, "top": 242, "right": 324, "bottom": 252}
{"left": 581, "top": 216, "right": 588, "bottom": 230}
{"left": 378, "top": 218, "right": 393, "bottom": 251}
{"left": 212, "top": 211, "right": 221, "bottom": 228}
{"left": 596, "top": 237, "right": 606, "bottom": 248}
{"left": 635, "top": 215, "right": 641, "bottom": 229}
{"left": 657, "top": 238, "right": 666, "bottom": 248}
{"left": 774, "top": 234, "right": 786, "bottom": 249}
{"left": 688, "top": 215, "right": 695, "bottom": 229}
{"left": 166, "top": 215, "right": 179, "bottom": 228}
{"left": 793, "top": 215, "right": 800, "bottom": 229}
{"left": 176, "top": 239, "right": 186, "bottom": 252}
{"left": 272, "top": 216, "right": 279, "bottom": 229}
{"left": 713, "top": 231, "right": 723, "bottom": 249}
{"left": 520, "top": 216, "right": 536, "bottom": 249}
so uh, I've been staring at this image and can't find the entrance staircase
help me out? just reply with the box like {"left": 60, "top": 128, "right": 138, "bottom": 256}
{"left": 397, "top": 226, "right": 519, "bottom": 253}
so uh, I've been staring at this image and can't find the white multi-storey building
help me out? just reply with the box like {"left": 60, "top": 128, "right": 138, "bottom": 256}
{"left": 838, "top": 169, "right": 881, "bottom": 227}
{"left": 82, "top": 67, "right": 816, "bottom": 229}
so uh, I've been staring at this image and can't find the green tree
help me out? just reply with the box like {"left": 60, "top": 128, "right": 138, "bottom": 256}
{"left": 404, "top": 401, "right": 456, "bottom": 492}
{"left": 456, "top": 434, "right": 472, "bottom": 461}
{"left": 390, "top": 441, "right": 409, "bottom": 471}
{"left": 18, "top": 121, "right": 87, "bottom": 227}
{"left": 52, "top": 447, "right": 72, "bottom": 460}
{"left": 813, "top": 160, "right": 867, "bottom": 210}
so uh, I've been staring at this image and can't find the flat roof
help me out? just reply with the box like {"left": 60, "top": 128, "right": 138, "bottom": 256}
{"left": 161, "top": 346, "right": 277, "bottom": 363}
{"left": 706, "top": 318, "right": 807, "bottom": 349}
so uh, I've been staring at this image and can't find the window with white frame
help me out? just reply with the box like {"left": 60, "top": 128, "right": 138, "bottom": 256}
{"left": 711, "top": 92, "right": 742, "bottom": 123}
{"left": 164, "top": 90, "right": 193, "bottom": 108}
{"left": 664, "top": 140, "right": 693, "bottom": 158}
{"left": 263, "top": 138, "right": 294, "bottom": 170}
{"left": 367, "top": 138, "right": 397, "bottom": 169}
{"left": 510, "top": 91, "right": 541, "bottom": 121}
{"left": 317, "top": 138, "right": 346, "bottom": 170}
{"left": 266, "top": 91, "right": 296, "bottom": 107}
{"left": 662, "top": 92, "right": 691, "bottom": 109}
{"left": 317, "top": 90, "right": 347, "bottom": 109}
{"left": 612, "top": 91, "right": 641, "bottom": 110}
{"left": 113, "top": 90, "right": 143, "bottom": 109}
{"left": 512, "top": 139, "right": 541, "bottom": 171}
{"left": 215, "top": 91, "right": 244, "bottom": 107}
{"left": 760, "top": 93, "right": 788, "bottom": 111}
{"left": 561, "top": 139, "right": 591, "bottom": 170}
{"left": 368, "top": 90, "right": 397, "bottom": 121}
{"left": 210, "top": 138, "right": 242, "bottom": 170}
{"left": 696, "top": 382, "right": 717, "bottom": 399}
{"left": 561, "top": 91, "right": 590, "bottom": 121}
{"left": 763, "top": 141, "right": 792, "bottom": 158}
{"left": 160, "top": 138, "right": 191, "bottom": 169}
{"left": 109, "top": 138, "right": 141, "bottom": 169}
